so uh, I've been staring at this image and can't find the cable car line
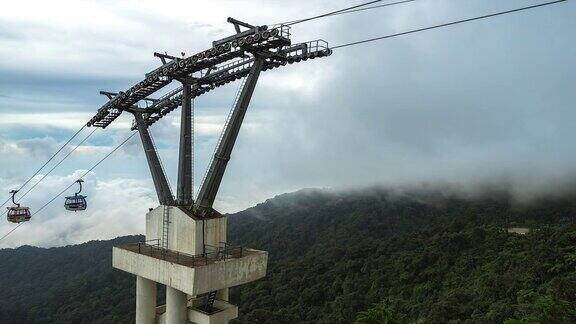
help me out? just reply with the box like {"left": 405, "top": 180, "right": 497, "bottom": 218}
{"left": 16, "top": 127, "right": 98, "bottom": 203}
{"left": 31, "top": 131, "right": 137, "bottom": 218}
{"left": 321, "top": 0, "right": 419, "bottom": 18}
{"left": 0, "top": 131, "right": 137, "bottom": 244}
{"left": 0, "top": 223, "right": 24, "bottom": 242}
{"left": 331, "top": 0, "right": 567, "bottom": 49}
{"left": 275, "top": 0, "right": 418, "bottom": 26}
{"left": 0, "top": 124, "right": 88, "bottom": 210}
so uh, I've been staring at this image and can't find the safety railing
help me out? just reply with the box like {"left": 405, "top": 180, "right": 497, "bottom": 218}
{"left": 99, "top": 37, "right": 328, "bottom": 130}
{"left": 212, "top": 56, "right": 255, "bottom": 77}
{"left": 269, "top": 24, "right": 292, "bottom": 39}
{"left": 284, "top": 40, "right": 330, "bottom": 58}
{"left": 277, "top": 24, "right": 291, "bottom": 40}
{"left": 120, "top": 241, "right": 245, "bottom": 268}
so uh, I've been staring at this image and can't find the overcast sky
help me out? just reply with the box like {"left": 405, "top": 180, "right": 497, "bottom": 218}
{"left": 0, "top": 0, "right": 574, "bottom": 247}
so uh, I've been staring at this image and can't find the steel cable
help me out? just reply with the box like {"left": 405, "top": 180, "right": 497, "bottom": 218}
{"left": 0, "top": 124, "right": 87, "bottom": 210}
{"left": 332, "top": 0, "right": 567, "bottom": 49}
{"left": 0, "top": 223, "right": 23, "bottom": 242}
{"left": 17, "top": 128, "right": 99, "bottom": 202}
{"left": 31, "top": 132, "right": 137, "bottom": 217}
{"left": 274, "top": 0, "right": 418, "bottom": 26}
{"left": 0, "top": 131, "right": 137, "bottom": 244}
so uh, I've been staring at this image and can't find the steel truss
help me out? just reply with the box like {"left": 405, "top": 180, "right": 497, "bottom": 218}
{"left": 88, "top": 18, "right": 331, "bottom": 216}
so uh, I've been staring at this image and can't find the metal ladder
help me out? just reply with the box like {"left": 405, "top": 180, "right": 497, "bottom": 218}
{"left": 204, "top": 291, "right": 217, "bottom": 309}
{"left": 161, "top": 205, "right": 170, "bottom": 249}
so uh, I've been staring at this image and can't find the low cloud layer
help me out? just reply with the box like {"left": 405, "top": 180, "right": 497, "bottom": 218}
{"left": 0, "top": 0, "right": 575, "bottom": 247}
{"left": 0, "top": 172, "right": 156, "bottom": 248}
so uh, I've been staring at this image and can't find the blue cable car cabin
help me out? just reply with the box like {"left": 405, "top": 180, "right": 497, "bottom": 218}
{"left": 64, "top": 179, "right": 87, "bottom": 212}
{"left": 64, "top": 195, "right": 87, "bottom": 211}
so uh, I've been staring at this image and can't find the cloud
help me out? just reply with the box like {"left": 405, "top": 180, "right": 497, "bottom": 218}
{"left": 0, "top": 0, "right": 575, "bottom": 247}
{"left": 0, "top": 171, "right": 156, "bottom": 248}
{"left": 0, "top": 113, "right": 94, "bottom": 130}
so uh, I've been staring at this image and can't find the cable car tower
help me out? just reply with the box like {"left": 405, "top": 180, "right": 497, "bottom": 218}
{"left": 88, "top": 18, "right": 330, "bottom": 324}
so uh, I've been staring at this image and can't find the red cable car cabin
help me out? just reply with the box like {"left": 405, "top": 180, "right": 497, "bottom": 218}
{"left": 7, "top": 206, "right": 31, "bottom": 223}
{"left": 6, "top": 189, "right": 32, "bottom": 223}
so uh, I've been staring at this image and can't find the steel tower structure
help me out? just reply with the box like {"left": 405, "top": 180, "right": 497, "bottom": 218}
{"left": 89, "top": 18, "right": 331, "bottom": 324}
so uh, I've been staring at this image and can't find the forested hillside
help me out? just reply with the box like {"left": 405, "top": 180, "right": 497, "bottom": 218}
{"left": 1, "top": 187, "right": 575, "bottom": 323}
{"left": 0, "top": 235, "right": 139, "bottom": 323}
{"left": 228, "top": 188, "right": 576, "bottom": 323}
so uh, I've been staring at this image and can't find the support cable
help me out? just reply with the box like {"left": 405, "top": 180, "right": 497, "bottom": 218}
{"left": 0, "top": 124, "right": 87, "bottom": 210}
{"left": 32, "top": 132, "right": 137, "bottom": 217}
{"left": 322, "top": 0, "right": 418, "bottom": 17}
{"left": 276, "top": 0, "right": 417, "bottom": 26}
{"left": 0, "top": 131, "right": 137, "bottom": 244}
{"left": 17, "top": 128, "right": 98, "bottom": 202}
{"left": 332, "top": 0, "right": 567, "bottom": 50}
{"left": 0, "top": 223, "right": 23, "bottom": 242}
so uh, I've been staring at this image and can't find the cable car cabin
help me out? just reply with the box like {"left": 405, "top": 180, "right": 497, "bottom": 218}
{"left": 64, "top": 195, "right": 87, "bottom": 211}
{"left": 7, "top": 206, "right": 31, "bottom": 223}
{"left": 64, "top": 179, "right": 87, "bottom": 212}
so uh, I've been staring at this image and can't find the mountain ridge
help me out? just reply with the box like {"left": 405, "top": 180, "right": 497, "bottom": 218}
{"left": 1, "top": 186, "right": 575, "bottom": 323}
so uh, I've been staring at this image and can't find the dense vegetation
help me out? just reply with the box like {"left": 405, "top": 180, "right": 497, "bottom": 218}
{"left": 1, "top": 187, "right": 575, "bottom": 323}
{"left": 229, "top": 188, "right": 576, "bottom": 323}
{"left": 0, "top": 235, "right": 138, "bottom": 323}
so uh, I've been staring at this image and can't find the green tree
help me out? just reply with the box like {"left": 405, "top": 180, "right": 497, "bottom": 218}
{"left": 354, "top": 302, "right": 404, "bottom": 324}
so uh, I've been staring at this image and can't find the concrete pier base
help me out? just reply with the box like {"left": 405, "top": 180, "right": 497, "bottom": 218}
{"left": 166, "top": 286, "right": 187, "bottom": 324}
{"left": 136, "top": 276, "right": 157, "bottom": 324}
{"left": 217, "top": 288, "right": 229, "bottom": 302}
{"left": 188, "top": 299, "right": 238, "bottom": 324}
{"left": 114, "top": 206, "right": 268, "bottom": 323}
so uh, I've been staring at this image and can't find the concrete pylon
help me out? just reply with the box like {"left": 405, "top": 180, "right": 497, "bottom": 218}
{"left": 136, "top": 276, "right": 157, "bottom": 324}
{"left": 166, "top": 286, "right": 187, "bottom": 324}
{"left": 113, "top": 207, "right": 267, "bottom": 323}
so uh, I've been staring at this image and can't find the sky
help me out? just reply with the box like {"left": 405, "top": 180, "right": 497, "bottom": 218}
{"left": 0, "top": 0, "right": 574, "bottom": 247}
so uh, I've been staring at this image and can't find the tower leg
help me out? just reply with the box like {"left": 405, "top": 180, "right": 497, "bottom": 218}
{"left": 136, "top": 276, "right": 157, "bottom": 324}
{"left": 177, "top": 83, "right": 193, "bottom": 206}
{"left": 166, "top": 286, "right": 187, "bottom": 324}
{"left": 196, "top": 58, "right": 264, "bottom": 211}
{"left": 134, "top": 113, "right": 175, "bottom": 205}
